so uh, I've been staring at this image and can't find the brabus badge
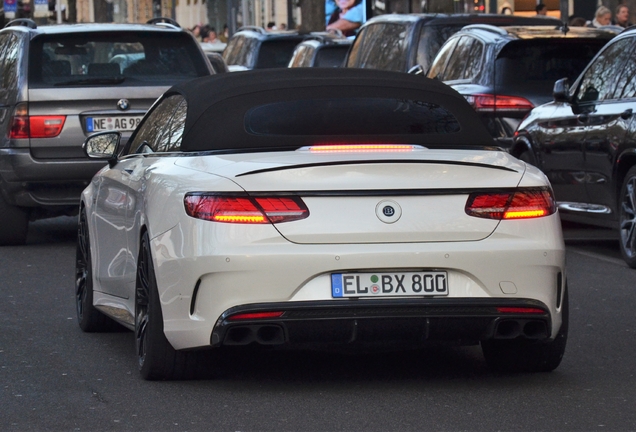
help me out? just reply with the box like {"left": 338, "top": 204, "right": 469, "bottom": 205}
{"left": 117, "top": 99, "right": 130, "bottom": 111}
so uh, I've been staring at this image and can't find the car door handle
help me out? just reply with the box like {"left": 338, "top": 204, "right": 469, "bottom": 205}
{"left": 621, "top": 109, "right": 633, "bottom": 120}
{"left": 577, "top": 113, "right": 589, "bottom": 123}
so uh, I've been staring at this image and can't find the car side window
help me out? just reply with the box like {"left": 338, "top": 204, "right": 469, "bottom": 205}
{"left": 576, "top": 38, "right": 633, "bottom": 103}
{"left": 610, "top": 38, "right": 636, "bottom": 100}
{"left": 463, "top": 38, "right": 483, "bottom": 81}
{"left": 349, "top": 23, "right": 407, "bottom": 71}
{"left": 289, "top": 45, "right": 312, "bottom": 67}
{"left": 126, "top": 95, "right": 185, "bottom": 155}
{"left": 443, "top": 37, "right": 475, "bottom": 82}
{"left": 0, "top": 33, "right": 21, "bottom": 98}
{"left": 427, "top": 37, "right": 459, "bottom": 81}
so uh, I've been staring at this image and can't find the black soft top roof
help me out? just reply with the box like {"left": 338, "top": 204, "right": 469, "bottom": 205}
{"left": 168, "top": 68, "right": 495, "bottom": 152}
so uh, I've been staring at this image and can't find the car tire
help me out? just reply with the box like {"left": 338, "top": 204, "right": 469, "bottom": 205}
{"left": 482, "top": 287, "right": 568, "bottom": 373}
{"left": 76, "top": 210, "right": 120, "bottom": 332}
{"left": 619, "top": 166, "right": 636, "bottom": 268}
{"left": 0, "top": 192, "right": 29, "bottom": 245}
{"left": 136, "top": 232, "right": 206, "bottom": 380}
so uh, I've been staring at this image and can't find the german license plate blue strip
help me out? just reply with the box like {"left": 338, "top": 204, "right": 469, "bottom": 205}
{"left": 332, "top": 274, "right": 343, "bottom": 298}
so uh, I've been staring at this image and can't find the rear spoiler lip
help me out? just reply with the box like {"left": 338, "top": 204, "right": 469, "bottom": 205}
{"left": 235, "top": 158, "right": 519, "bottom": 178}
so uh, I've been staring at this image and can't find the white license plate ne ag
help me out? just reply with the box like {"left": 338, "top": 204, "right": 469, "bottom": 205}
{"left": 332, "top": 271, "right": 448, "bottom": 298}
{"left": 86, "top": 115, "right": 143, "bottom": 133}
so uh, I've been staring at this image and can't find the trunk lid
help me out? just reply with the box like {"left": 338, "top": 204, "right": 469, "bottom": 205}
{"left": 176, "top": 149, "right": 526, "bottom": 244}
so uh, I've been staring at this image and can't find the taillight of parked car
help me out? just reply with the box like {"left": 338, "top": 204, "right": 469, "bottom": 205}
{"left": 8, "top": 103, "right": 66, "bottom": 139}
{"left": 465, "top": 188, "right": 556, "bottom": 220}
{"left": 184, "top": 194, "right": 309, "bottom": 224}
{"left": 464, "top": 94, "right": 534, "bottom": 113}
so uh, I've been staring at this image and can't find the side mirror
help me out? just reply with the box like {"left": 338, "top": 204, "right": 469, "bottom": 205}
{"left": 83, "top": 131, "right": 121, "bottom": 167}
{"left": 407, "top": 64, "right": 425, "bottom": 75}
{"left": 553, "top": 78, "right": 571, "bottom": 103}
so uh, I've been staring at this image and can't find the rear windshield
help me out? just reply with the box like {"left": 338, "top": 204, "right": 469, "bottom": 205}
{"left": 315, "top": 45, "right": 350, "bottom": 68}
{"left": 417, "top": 25, "right": 465, "bottom": 72}
{"left": 495, "top": 39, "right": 607, "bottom": 89}
{"left": 255, "top": 39, "right": 305, "bottom": 69}
{"left": 245, "top": 98, "right": 461, "bottom": 135}
{"left": 29, "top": 32, "right": 209, "bottom": 88}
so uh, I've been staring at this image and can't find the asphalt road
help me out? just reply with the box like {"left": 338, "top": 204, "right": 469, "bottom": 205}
{"left": 1, "top": 217, "right": 635, "bottom": 431}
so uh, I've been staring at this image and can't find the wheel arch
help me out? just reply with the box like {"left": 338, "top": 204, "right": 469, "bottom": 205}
{"left": 510, "top": 133, "right": 535, "bottom": 159}
{"left": 615, "top": 149, "right": 636, "bottom": 203}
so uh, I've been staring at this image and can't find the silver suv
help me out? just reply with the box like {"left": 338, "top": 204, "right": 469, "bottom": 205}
{"left": 0, "top": 18, "right": 212, "bottom": 245}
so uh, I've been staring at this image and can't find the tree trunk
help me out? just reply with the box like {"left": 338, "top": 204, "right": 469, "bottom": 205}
{"left": 298, "top": 0, "right": 325, "bottom": 32}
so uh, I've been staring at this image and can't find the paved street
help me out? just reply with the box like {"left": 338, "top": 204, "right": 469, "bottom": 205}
{"left": 1, "top": 216, "right": 635, "bottom": 431}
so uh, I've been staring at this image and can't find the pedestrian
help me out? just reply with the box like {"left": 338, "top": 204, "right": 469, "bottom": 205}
{"left": 501, "top": 6, "right": 513, "bottom": 15}
{"left": 536, "top": 3, "right": 547, "bottom": 16}
{"left": 219, "top": 24, "right": 229, "bottom": 43}
{"left": 279, "top": 23, "right": 287, "bottom": 30}
{"left": 266, "top": 22, "right": 277, "bottom": 31}
{"left": 614, "top": 4, "right": 632, "bottom": 28}
{"left": 568, "top": 16, "right": 587, "bottom": 27}
{"left": 587, "top": 6, "right": 612, "bottom": 28}
{"left": 326, "top": 0, "right": 364, "bottom": 37}
{"left": 190, "top": 24, "right": 202, "bottom": 41}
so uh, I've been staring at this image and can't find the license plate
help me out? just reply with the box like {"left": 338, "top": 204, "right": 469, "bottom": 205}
{"left": 86, "top": 116, "right": 143, "bottom": 133}
{"left": 331, "top": 271, "right": 448, "bottom": 298}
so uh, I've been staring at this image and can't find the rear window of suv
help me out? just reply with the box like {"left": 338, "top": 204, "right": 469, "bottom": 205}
{"left": 28, "top": 31, "right": 209, "bottom": 88}
{"left": 495, "top": 39, "right": 607, "bottom": 90}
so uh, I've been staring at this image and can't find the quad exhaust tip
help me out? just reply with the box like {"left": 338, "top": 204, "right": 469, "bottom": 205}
{"left": 494, "top": 319, "right": 548, "bottom": 339}
{"left": 224, "top": 325, "right": 285, "bottom": 346}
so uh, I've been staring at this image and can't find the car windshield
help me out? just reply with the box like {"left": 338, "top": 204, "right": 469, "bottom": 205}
{"left": 495, "top": 39, "right": 607, "bottom": 92}
{"left": 29, "top": 31, "right": 209, "bottom": 88}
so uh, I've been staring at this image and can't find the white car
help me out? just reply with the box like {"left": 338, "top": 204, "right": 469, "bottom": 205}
{"left": 76, "top": 68, "right": 567, "bottom": 380}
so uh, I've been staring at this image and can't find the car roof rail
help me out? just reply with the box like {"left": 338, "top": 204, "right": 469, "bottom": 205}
{"left": 146, "top": 17, "right": 181, "bottom": 28}
{"left": 461, "top": 24, "right": 508, "bottom": 35}
{"left": 4, "top": 18, "right": 37, "bottom": 29}
{"left": 237, "top": 26, "right": 267, "bottom": 34}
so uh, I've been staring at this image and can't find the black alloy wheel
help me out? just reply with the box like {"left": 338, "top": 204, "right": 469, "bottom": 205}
{"left": 135, "top": 232, "right": 206, "bottom": 380}
{"left": 619, "top": 166, "right": 636, "bottom": 268}
{"left": 76, "top": 210, "right": 117, "bottom": 332}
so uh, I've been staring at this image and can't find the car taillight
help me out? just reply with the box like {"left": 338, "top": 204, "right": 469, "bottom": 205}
{"left": 184, "top": 194, "right": 309, "bottom": 224}
{"left": 465, "top": 94, "right": 534, "bottom": 113}
{"left": 228, "top": 311, "right": 284, "bottom": 321}
{"left": 465, "top": 188, "right": 556, "bottom": 220}
{"left": 8, "top": 103, "right": 66, "bottom": 139}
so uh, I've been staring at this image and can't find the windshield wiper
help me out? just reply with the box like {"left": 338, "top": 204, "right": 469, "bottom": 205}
{"left": 55, "top": 77, "right": 126, "bottom": 86}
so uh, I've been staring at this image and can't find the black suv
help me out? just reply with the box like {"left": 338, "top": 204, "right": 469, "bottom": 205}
{"left": 512, "top": 27, "right": 636, "bottom": 267}
{"left": 223, "top": 27, "right": 308, "bottom": 71}
{"left": 427, "top": 25, "right": 614, "bottom": 148}
{"left": 288, "top": 33, "right": 352, "bottom": 68}
{"left": 344, "top": 13, "right": 562, "bottom": 74}
{"left": 0, "top": 18, "right": 212, "bottom": 245}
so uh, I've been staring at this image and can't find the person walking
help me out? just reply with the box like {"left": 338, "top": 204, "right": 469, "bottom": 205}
{"left": 536, "top": 3, "right": 547, "bottom": 15}
{"left": 614, "top": 4, "right": 632, "bottom": 28}
{"left": 587, "top": 6, "right": 612, "bottom": 27}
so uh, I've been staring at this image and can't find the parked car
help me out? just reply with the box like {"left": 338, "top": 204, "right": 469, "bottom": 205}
{"left": 344, "top": 13, "right": 562, "bottom": 75}
{"left": 427, "top": 25, "right": 614, "bottom": 148}
{"left": 288, "top": 33, "right": 352, "bottom": 68}
{"left": 77, "top": 68, "right": 567, "bottom": 380}
{"left": 0, "top": 18, "right": 213, "bottom": 245}
{"left": 511, "top": 26, "right": 636, "bottom": 267}
{"left": 223, "top": 26, "right": 307, "bottom": 71}
{"left": 204, "top": 51, "right": 229, "bottom": 73}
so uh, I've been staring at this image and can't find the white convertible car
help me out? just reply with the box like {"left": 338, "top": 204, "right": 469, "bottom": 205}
{"left": 76, "top": 68, "right": 567, "bottom": 380}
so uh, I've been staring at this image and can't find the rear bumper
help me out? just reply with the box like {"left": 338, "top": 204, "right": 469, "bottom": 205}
{"left": 0, "top": 148, "right": 106, "bottom": 207}
{"left": 211, "top": 298, "right": 553, "bottom": 348}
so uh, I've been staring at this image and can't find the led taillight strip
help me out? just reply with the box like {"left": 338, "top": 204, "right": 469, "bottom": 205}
{"left": 465, "top": 188, "right": 556, "bottom": 220}
{"left": 308, "top": 144, "right": 417, "bottom": 153}
{"left": 184, "top": 194, "right": 309, "bottom": 224}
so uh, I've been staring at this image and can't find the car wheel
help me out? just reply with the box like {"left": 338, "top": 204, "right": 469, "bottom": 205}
{"left": 619, "top": 166, "right": 636, "bottom": 268}
{"left": 0, "top": 192, "right": 29, "bottom": 245}
{"left": 136, "top": 232, "right": 205, "bottom": 380}
{"left": 482, "top": 287, "right": 568, "bottom": 373}
{"left": 76, "top": 210, "right": 119, "bottom": 332}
